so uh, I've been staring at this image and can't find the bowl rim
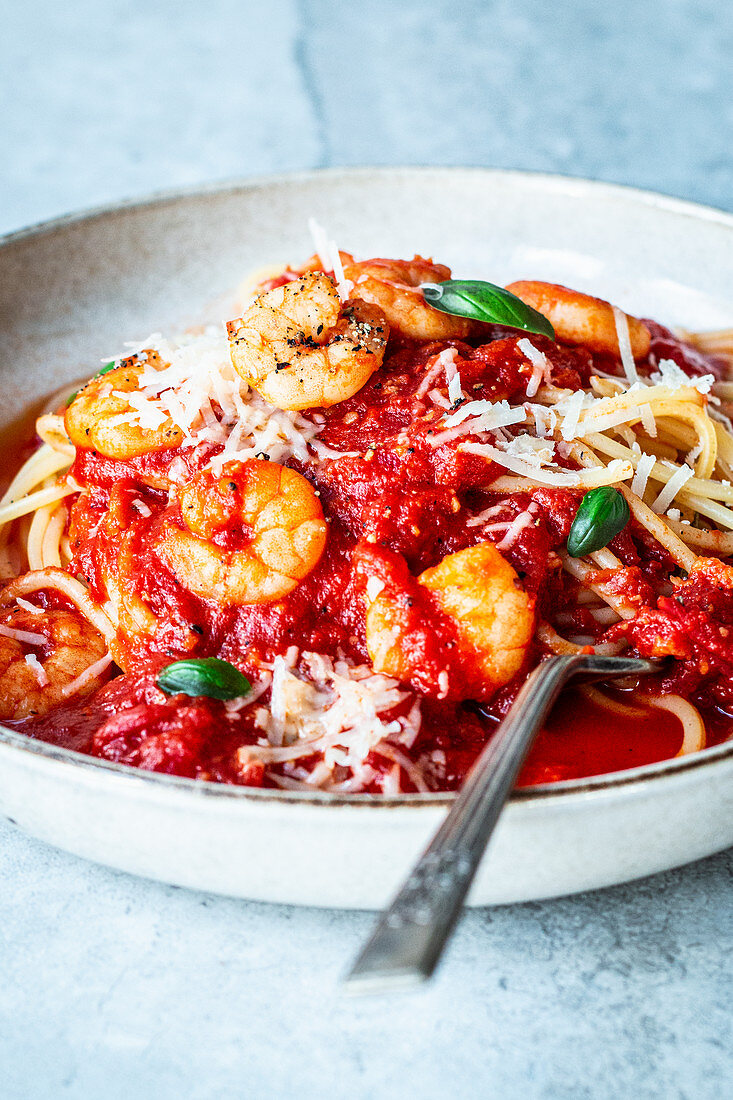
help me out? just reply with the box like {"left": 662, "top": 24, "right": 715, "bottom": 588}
{"left": 3, "top": 164, "right": 733, "bottom": 246}
{"left": 2, "top": 164, "right": 733, "bottom": 810}
{"left": 1, "top": 717, "right": 733, "bottom": 809}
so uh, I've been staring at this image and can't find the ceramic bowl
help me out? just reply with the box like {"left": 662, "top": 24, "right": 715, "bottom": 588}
{"left": 1, "top": 168, "right": 732, "bottom": 907}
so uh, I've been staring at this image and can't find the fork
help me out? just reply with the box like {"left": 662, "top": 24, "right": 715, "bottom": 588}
{"left": 344, "top": 653, "right": 661, "bottom": 993}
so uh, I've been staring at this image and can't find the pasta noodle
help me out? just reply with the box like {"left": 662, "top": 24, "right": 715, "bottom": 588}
{"left": 1, "top": 251, "right": 732, "bottom": 790}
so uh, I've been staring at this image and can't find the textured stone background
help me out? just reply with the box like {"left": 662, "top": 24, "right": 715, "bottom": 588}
{"left": 1, "top": 2, "right": 732, "bottom": 1098}
{"left": 2, "top": 0, "right": 732, "bottom": 234}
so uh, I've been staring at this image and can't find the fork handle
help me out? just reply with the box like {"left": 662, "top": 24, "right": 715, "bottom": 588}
{"left": 344, "top": 655, "right": 581, "bottom": 992}
{"left": 346, "top": 653, "right": 658, "bottom": 991}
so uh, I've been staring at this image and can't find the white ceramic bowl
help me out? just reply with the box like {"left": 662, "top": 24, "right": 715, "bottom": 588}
{"left": 1, "top": 168, "right": 732, "bottom": 908}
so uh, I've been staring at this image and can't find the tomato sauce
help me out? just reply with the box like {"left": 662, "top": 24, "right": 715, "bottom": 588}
{"left": 6, "top": 325, "right": 733, "bottom": 791}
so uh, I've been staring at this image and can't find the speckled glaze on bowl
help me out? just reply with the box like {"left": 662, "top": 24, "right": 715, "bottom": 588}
{"left": 1, "top": 168, "right": 732, "bottom": 908}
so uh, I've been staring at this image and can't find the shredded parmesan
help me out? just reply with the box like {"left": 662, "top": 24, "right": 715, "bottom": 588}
{"left": 15, "top": 597, "right": 43, "bottom": 616}
{"left": 237, "top": 653, "right": 424, "bottom": 792}
{"left": 24, "top": 652, "right": 48, "bottom": 687}
{"left": 685, "top": 439, "right": 703, "bottom": 467}
{"left": 415, "top": 354, "right": 449, "bottom": 399}
{"left": 497, "top": 503, "right": 540, "bottom": 550}
{"left": 557, "top": 390, "right": 587, "bottom": 441}
{"left": 0, "top": 624, "right": 48, "bottom": 646}
{"left": 517, "top": 338, "right": 551, "bottom": 398}
{"left": 612, "top": 306, "right": 639, "bottom": 385}
{"left": 462, "top": 439, "right": 632, "bottom": 488}
{"left": 441, "top": 348, "right": 463, "bottom": 406}
{"left": 639, "top": 404, "right": 657, "bottom": 438}
{"left": 415, "top": 347, "right": 462, "bottom": 411}
{"left": 651, "top": 464, "right": 694, "bottom": 514}
{"left": 107, "top": 328, "right": 333, "bottom": 473}
{"left": 630, "top": 452, "right": 657, "bottom": 497}
{"left": 466, "top": 502, "right": 509, "bottom": 528}
{"left": 60, "top": 653, "right": 113, "bottom": 699}
{"left": 529, "top": 404, "right": 557, "bottom": 439}
{"left": 428, "top": 388, "right": 531, "bottom": 446}
{"left": 308, "top": 218, "right": 352, "bottom": 299}
{"left": 651, "top": 358, "right": 715, "bottom": 394}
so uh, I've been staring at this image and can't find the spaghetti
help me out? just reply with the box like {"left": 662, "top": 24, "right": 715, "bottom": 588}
{"left": 1, "top": 245, "right": 733, "bottom": 792}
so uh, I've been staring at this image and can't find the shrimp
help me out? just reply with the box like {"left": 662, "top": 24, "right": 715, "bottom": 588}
{"left": 68, "top": 484, "right": 159, "bottom": 651}
{"left": 100, "top": 530, "right": 159, "bottom": 650}
{"left": 0, "top": 607, "right": 109, "bottom": 719}
{"left": 154, "top": 459, "right": 327, "bottom": 605}
{"left": 344, "top": 256, "right": 479, "bottom": 340}
{"left": 226, "top": 273, "right": 389, "bottom": 410}
{"left": 65, "top": 353, "right": 183, "bottom": 459}
{"left": 505, "top": 281, "right": 651, "bottom": 359}
{"left": 363, "top": 542, "right": 534, "bottom": 701}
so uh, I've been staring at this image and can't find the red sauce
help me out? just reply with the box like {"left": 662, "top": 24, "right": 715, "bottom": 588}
{"left": 520, "top": 689, "right": 687, "bottom": 785}
{"left": 7, "top": 314, "right": 733, "bottom": 791}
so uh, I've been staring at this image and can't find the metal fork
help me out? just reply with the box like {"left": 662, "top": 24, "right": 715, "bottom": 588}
{"left": 344, "top": 653, "right": 661, "bottom": 993}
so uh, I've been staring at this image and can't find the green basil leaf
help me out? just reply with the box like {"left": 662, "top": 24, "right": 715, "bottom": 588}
{"left": 567, "top": 487, "right": 630, "bottom": 557}
{"left": 157, "top": 657, "right": 251, "bottom": 701}
{"left": 65, "top": 361, "right": 118, "bottom": 407}
{"left": 421, "top": 280, "right": 556, "bottom": 340}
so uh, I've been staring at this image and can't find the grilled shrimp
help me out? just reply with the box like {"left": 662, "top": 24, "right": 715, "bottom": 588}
{"left": 65, "top": 354, "right": 183, "bottom": 459}
{"left": 0, "top": 608, "right": 108, "bottom": 719}
{"left": 363, "top": 542, "right": 534, "bottom": 702}
{"left": 344, "top": 256, "right": 479, "bottom": 340}
{"left": 226, "top": 274, "right": 389, "bottom": 410}
{"left": 505, "top": 281, "right": 651, "bottom": 360}
{"left": 155, "top": 459, "right": 327, "bottom": 605}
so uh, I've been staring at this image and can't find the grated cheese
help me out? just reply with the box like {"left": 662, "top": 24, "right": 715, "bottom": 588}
{"left": 556, "top": 390, "right": 587, "bottom": 441}
{"left": 612, "top": 306, "right": 639, "bottom": 385}
{"left": 237, "top": 653, "right": 424, "bottom": 792}
{"left": 496, "top": 503, "right": 540, "bottom": 551}
{"left": 428, "top": 388, "right": 451, "bottom": 410}
{"left": 308, "top": 218, "right": 352, "bottom": 299}
{"left": 651, "top": 463, "right": 694, "bottom": 514}
{"left": 15, "top": 597, "right": 43, "bottom": 616}
{"left": 441, "top": 348, "right": 463, "bottom": 406}
{"left": 462, "top": 440, "right": 632, "bottom": 488}
{"left": 24, "top": 652, "right": 48, "bottom": 687}
{"left": 630, "top": 452, "right": 656, "bottom": 497}
{"left": 466, "top": 502, "right": 510, "bottom": 528}
{"left": 651, "top": 358, "right": 715, "bottom": 394}
{"left": 639, "top": 404, "right": 657, "bottom": 438}
{"left": 517, "top": 338, "right": 551, "bottom": 398}
{"left": 415, "top": 351, "right": 451, "bottom": 399}
{"left": 60, "top": 653, "right": 113, "bottom": 699}
{"left": 435, "top": 395, "right": 526, "bottom": 445}
{"left": 0, "top": 624, "right": 48, "bottom": 646}
{"left": 107, "top": 328, "right": 336, "bottom": 473}
{"left": 685, "top": 439, "right": 703, "bottom": 467}
{"left": 448, "top": 373, "right": 463, "bottom": 406}
{"left": 529, "top": 404, "right": 557, "bottom": 439}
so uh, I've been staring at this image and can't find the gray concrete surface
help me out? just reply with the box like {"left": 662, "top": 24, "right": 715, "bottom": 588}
{"left": 1, "top": 1, "right": 732, "bottom": 1097}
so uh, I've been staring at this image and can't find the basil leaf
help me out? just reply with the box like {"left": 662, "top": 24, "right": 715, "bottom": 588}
{"left": 421, "top": 280, "right": 555, "bottom": 340}
{"left": 65, "top": 361, "right": 118, "bottom": 407}
{"left": 567, "top": 487, "right": 630, "bottom": 557}
{"left": 157, "top": 657, "right": 251, "bottom": 701}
